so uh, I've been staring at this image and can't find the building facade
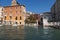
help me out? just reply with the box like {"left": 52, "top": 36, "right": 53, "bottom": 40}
{"left": 0, "top": 6, "right": 3, "bottom": 24}
{"left": 43, "top": 12, "right": 53, "bottom": 26}
{"left": 51, "top": 0, "right": 60, "bottom": 22}
{"left": 3, "top": 0, "right": 26, "bottom": 26}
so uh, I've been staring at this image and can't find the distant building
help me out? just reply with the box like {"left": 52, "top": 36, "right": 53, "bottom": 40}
{"left": 0, "top": 6, "right": 3, "bottom": 24}
{"left": 31, "top": 14, "right": 41, "bottom": 25}
{"left": 3, "top": 0, "right": 26, "bottom": 26}
{"left": 32, "top": 14, "right": 40, "bottom": 20}
{"left": 51, "top": 0, "right": 60, "bottom": 22}
{"left": 26, "top": 11, "right": 33, "bottom": 19}
{"left": 40, "top": 14, "right": 43, "bottom": 25}
{"left": 43, "top": 12, "right": 53, "bottom": 26}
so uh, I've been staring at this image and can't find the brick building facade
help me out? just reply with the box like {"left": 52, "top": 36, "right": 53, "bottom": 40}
{"left": 3, "top": 0, "right": 26, "bottom": 25}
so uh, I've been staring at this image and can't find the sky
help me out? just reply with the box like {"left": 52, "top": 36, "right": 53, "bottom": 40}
{"left": 0, "top": 0, "right": 56, "bottom": 14}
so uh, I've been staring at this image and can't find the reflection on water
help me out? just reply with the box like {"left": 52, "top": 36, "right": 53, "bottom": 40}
{"left": 25, "top": 26, "right": 60, "bottom": 40}
{"left": 0, "top": 26, "right": 60, "bottom": 40}
{"left": 42, "top": 27, "right": 54, "bottom": 40}
{"left": 0, "top": 25, "right": 25, "bottom": 40}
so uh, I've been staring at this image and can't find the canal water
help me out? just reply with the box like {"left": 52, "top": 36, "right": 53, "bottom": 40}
{"left": 0, "top": 26, "right": 60, "bottom": 40}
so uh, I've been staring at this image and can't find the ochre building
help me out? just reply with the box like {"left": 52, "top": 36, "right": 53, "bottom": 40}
{"left": 3, "top": 0, "right": 26, "bottom": 26}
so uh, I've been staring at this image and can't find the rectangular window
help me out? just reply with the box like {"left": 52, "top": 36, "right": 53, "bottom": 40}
{"left": 16, "top": 22, "right": 17, "bottom": 24}
{"left": 10, "top": 16, "right": 12, "bottom": 19}
{"left": 20, "top": 16, "right": 22, "bottom": 20}
{"left": 15, "top": 17, "right": 17, "bottom": 20}
{"left": 5, "top": 16, "right": 6, "bottom": 20}
{"left": 20, "top": 22, "right": 21, "bottom": 24}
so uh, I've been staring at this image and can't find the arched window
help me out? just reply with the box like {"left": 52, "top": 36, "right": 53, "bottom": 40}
{"left": 10, "top": 16, "right": 12, "bottom": 19}
{"left": 16, "top": 22, "right": 17, "bottom": 24}
{"left": 20, "top": 16, "right": 22, "bottom": 20}
{"left": 20, "top": 22, "right": 21, "bottom": 24}
{"left": 15, "top": 16, "right": 17, "bottom": 20}
{"left": 5, "top": 16, "right": 6, "bottom": 20}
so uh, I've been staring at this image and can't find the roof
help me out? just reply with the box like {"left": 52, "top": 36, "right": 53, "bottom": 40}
{"left": 4, "top": 5, "right": 25, "bottom": 8}
{"left": 4, "top": 5, "right": 20, "bottom": 8}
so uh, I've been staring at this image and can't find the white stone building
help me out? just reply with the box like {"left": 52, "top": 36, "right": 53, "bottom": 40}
{"left": 43, "top": 12, "right": 53, "bottom": 26}
{"left": 0, "top": 6, "right": 3, "bottom": 25}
